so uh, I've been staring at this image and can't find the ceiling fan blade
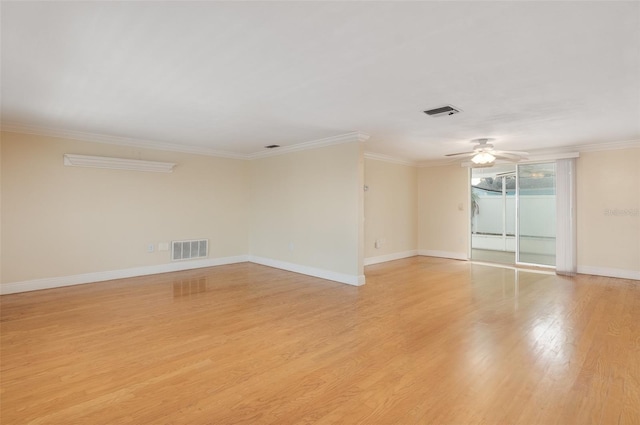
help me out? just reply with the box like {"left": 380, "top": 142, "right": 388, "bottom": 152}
{"left": 444, "top": 151, "right": 474, "bottom": 157}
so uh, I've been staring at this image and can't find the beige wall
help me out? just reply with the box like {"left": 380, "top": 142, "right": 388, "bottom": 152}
{"left": 249, "top": 142, "right": 364, "bottom": 279}
{"left": 0, "top": 135, "right": 3, "bottom": 284}
{"left": 577, "top": 148, "right": 640, "bottom": 274}
{"left": 1, "top": 132, "right": 249, "bottom": 283}
{"left": 4, "top": 128, "right": 635, "bottom": 288}
{"left": 364, "top": 158, "right": 417, "bottom": 260}
{"left": 418, "top": 164, "right": 470, "bottom": 259}
{"left": 416, "top": 150, "right": 640, "bottom": 276}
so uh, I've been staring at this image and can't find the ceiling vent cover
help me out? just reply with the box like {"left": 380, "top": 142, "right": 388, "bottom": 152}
{"left": 423, "top": 105, "right": 461, "bottom": 117}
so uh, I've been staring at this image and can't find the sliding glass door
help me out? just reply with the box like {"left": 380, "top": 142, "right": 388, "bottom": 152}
{"left": 516, "top": 163, "right": 556, "bottom": 266}
{"left": 470, "top": 166, "right": 516, "bottom": 264}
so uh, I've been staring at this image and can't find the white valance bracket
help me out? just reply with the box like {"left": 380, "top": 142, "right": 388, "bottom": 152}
{"left": 63, "top": 154, "right": 176, "bottom": 173}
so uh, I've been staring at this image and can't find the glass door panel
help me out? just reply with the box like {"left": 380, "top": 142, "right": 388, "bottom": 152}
{"left": 516, "top": 163, "right": 556, "bottom": 266}
{"left": 470, "top": 165, "right": 516, "bottom": 265}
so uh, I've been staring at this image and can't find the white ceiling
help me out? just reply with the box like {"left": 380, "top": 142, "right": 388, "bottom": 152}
{"left": 2, "top": 1, "right": 639, "bottom": 162}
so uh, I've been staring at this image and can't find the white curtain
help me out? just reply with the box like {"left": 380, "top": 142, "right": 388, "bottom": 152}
{"left": 555, "top": 158, "right": 577, "bottom": 275}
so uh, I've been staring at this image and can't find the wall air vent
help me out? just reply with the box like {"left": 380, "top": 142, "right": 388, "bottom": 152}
{"left": 172, "top": 239, "right": 208, "bottom": 261}
{"left": 423, "top": 105, "right": 461, "bottom": 117}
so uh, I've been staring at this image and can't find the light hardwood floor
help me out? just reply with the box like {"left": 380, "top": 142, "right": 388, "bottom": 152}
{"left": 1, "top": 257, "right": 639, "bottom": 424}
{"left": 471, "top": 248, "right": 516, "bottom": 265}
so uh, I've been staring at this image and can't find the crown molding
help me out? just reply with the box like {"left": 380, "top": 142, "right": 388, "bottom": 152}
{"left": 1, "top": 122, "right": 247, "bottom": 159}
{"left": 364, "top": 152, "right": 418, "bottom": 167}
{"left": 417, "top": 158, "right": 458, "bottom": 168}
{"left": 247, "top": 131, "right": 370, "bottom": 160}
{"left": 452, "top": 153, "right": 580, "bottom": 168}
{"left": 572, "top": 139, "right": 640, "bottom": 152}
{"left": 519, "top": 139, "right": 639, "bottom": 157}
{"left": 1, "top": 122, "right": 369, "bottom": 161}
{"left": 418, "top": 138, "right": 640, "bottom": 168}
{"left": 8, "top": 120, "right": 634, "bottom": 165}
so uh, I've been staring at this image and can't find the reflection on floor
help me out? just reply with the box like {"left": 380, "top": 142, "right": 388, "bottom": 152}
{"left": 518, "top": 252, "right": 556, "bottom": 267}
{"left": 472, "top": 248, "right": 515, "bottom": 265}
{"left": 2, "top": 258, "right": 638, "bottom": 424}
{"left": 472, "top": 249, "right": 556, "bottom": 267}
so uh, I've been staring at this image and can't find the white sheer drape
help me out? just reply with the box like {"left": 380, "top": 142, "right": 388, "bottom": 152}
{"left": 555, "top": 158, "right": 577, "bottom": 275}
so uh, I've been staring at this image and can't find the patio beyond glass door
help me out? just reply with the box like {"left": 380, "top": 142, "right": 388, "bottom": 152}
{"left": 516, "top": 163, "right": 556, "bottom": 267}
{"left": 470, "top": 166, "right": 516, "bottom": 265}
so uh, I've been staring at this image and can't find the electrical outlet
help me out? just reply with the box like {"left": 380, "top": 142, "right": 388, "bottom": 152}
{"left": 147, "top": 243, "right": 154, "bottom": 253}
{"left": 375, "top": 238, "right": 385, "bottom": 249}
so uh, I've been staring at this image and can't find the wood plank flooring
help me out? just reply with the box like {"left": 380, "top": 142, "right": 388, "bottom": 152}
{"left": 1, "top": 257, "right": 639, "bottom": 424}
{"left": 471, "top": 248, "right": 515, "bottom": 265}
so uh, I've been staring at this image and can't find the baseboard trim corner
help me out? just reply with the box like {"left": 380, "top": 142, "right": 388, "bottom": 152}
{"left": 364, "top": 250, "right": 418, "bottom": 266}
{"left": 248, "top": 256, "right": 364, "bottom": 286}
{"left": 2, "top": 254, "right": 368, "bottom": 295}
{"left": 0, "top": 255, "right": 250, "bottom": 295}
{"left": 418, "top": 250, "right": 468, "bottom": 261}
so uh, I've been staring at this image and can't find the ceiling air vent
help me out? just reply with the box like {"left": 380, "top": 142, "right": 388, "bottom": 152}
{"left": 423, "top": 105, "right": 461, "bottom": 117}
{"left": 172, "top": 239, "right": 208, "bottom": 261}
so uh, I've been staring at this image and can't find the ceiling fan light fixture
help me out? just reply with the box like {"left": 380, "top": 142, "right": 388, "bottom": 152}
{"left": 471, "top": 152, "right": 496, "bottom": 164}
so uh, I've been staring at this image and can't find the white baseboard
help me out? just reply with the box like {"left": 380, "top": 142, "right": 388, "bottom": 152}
{"left": 249, "top": 256, "right": 365, "bottom": 286}
{"left": 577, "top": 265, "right": 640, "bottom": 281}
{"left": 418, "top": 250, "right": 468, "bottom": 261}
{"left": 364, "top": 250, "right": 418, "bottom": 266}
{"left": 5, "top": 254, "right": 636, "bottom": 295}
{"left": 1, "top": 254, "right": 365, "bottom": 294}
{"left": 0, "top": 255, "right": 250, "bottom": 295}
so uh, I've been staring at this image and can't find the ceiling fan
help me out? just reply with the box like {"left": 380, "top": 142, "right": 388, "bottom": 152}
{"left": 445, "top": 138, "right": 528, "bottom": 165}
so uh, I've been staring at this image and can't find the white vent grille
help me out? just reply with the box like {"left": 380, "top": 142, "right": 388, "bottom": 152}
{"left": 172, "top": 239, "right": 208, "bottom": 261}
